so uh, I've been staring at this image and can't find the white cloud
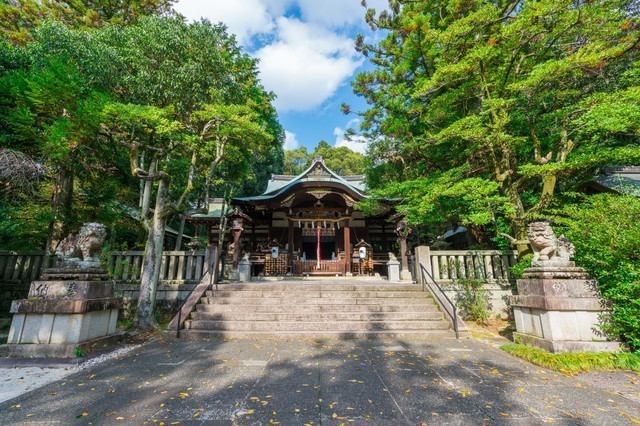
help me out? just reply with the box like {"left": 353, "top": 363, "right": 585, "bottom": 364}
{"left": 173, "top": 0, "right": 276, "bottom": 44}
{"left": 173, "top": 1, "right": 381, "bottom": 111}
{"left": 333, "top": 119, "right": 368, "bottom": 154}
{"left": 256, "top": 17, "right": 362, "bottom": 112}
{"left": 283, "top": 130, "right": 300, "bottom": 150}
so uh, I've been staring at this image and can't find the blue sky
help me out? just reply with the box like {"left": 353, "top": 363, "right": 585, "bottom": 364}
{"left": 173, "top": 0, "right": 387, "bottom": 154}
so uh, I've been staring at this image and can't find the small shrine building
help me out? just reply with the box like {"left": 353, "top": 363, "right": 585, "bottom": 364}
{"left": 189, "top": 157, "right": 409, "bottom": 277}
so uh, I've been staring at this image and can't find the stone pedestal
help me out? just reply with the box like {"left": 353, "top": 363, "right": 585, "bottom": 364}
{"left": 400, "top": 269, "right": 413, "bottom": 281}
{"left": 511, "top": 266, "right": 619, "bottom": 353}
{"left": 387, "top": 260, "right": 400, "bottom": 282}
{"left": 239, "top": 259, "right": 251, "bottom": 283}
{"left": 228, "top": 268, "right": 240, "bottom": 282}
{"left": 2, "top": 268, "right": 123, "bottom": 358}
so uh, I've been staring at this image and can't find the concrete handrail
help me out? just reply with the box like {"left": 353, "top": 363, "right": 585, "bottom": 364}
{"left": 168, "top": 247, "right": 218, "bottom": 333}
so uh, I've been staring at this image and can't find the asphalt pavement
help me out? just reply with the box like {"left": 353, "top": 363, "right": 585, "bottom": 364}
{"left": 0, "top": 336, "right": 639, "bottom": 425}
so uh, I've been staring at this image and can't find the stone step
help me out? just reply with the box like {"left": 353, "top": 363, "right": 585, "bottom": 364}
{"left": 214, "top": 284, "right": 422, "bottom": 292}
{"left": 196, "top": 304, "right": 440, "bottom": 313}
{"left": 178, "top": 329, "right": 457, "bottom": 340}
{"left": 190, "top": 311, "right": 444, "bottom": 322}
{"left": 206, "top": 290, "right": 427, "bottom": 299}
{"left": 200, "top": 297, "right": 437, "bottom": 306}
{"left": 183, "top": 280, "right": 455, "bottom": 340}
{"left": 184, "top": 320, "right": 451, "bottom": 332}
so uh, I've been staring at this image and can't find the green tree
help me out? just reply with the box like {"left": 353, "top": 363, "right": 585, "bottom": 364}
{"left": 0, "top": 41, "right": 112, "bottom": 251}
{"left": 313, "top": 141, "right": 366, "bottom": 175}
{"left": 282, "top": 143, "right": 366, "bottom": 176}
{"left": 0, "top": 0, "right": 174, "bottom": 45}
{"left": 96, "top": 17, "right": 282, "bottom": 328}
{"left": 283, "top": 146, "right": 312, "bottom": 175}
{"left": 351, "top": 0, "right": 640, "bottom": 253}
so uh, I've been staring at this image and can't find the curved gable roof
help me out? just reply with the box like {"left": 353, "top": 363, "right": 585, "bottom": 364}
{"left": 234, "top": 157, "right": 367, "bottom": 204}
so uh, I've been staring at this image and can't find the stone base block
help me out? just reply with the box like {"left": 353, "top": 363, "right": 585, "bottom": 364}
{"left": 239, "top": 261, "right": 251, "bottom": 283}
{"left": 513, "top": 306, "right": 605, "bottom": 341}
{"left": 513, "top": 332, "right": 621, "bottom": 354}
{"left": 41, "top": 268, "right": 110, "bottom": 281}
{"left": 8, "top": 309, "right": 119, "bottom": 345}
{"left": 387, "top": 261, "right": 400, "bottom": 282}
{"left": 28, "top": 280, "right": 115, "bottom": 300}
{"left": 11, "top": 297, "right": 123, "bottom": 314}
{"left": 400, "top": 269, "right": 413, "bottom": 281}
{"left": 228, "top": 269, "right": 240, "bottom": 282}
{"left": 0, "top": 332, "right": 126, "bottom": 358}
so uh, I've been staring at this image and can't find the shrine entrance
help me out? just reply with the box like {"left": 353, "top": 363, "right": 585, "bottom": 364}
{"left": 189, "top": 157, "right": 406, "bottom": 278}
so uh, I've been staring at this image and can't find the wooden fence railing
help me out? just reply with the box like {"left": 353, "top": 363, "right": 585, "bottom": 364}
{"left": 0, "top": 251, "right": 52, "bottom": 284}
{"left": 415, "top": 247, "right": 518, "bottom": 283}
{"left": 0, "top": 250, "right": 208, "bottom": 313}
{"left": 0, "top": 251, "right": 54, "bottom": 313}
{"left": 0, "top": 250, "right": 207, "bottom": 285}
{"left": 293, "top": 260, "right": 346, "bottom": 275}
{"left": 108, "top": 251, "right": 206, "bottom": 283}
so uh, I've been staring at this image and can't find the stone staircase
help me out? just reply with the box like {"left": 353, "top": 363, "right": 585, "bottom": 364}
{"left": 181, "top": 281, "right": 456, "bottom": 339}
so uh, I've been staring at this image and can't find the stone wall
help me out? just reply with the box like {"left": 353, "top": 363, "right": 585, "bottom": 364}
{"left": 440, "top": 281, "right": 515, "bottom": 318}
{"left": 115, "top": 283, "right": 197, "bottom": 315}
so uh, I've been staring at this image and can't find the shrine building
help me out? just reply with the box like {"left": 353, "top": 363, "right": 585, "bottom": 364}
{"left": 188, "top": 157, "right": 409, "bottom": 278}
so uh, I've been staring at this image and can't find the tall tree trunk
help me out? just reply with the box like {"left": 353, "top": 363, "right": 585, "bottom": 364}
{"left": 136, "top": 178, "right": 169, "bottom": 329}
{"left": 174, "top": 213, "right": 186, "bottom": 250}
{"left": 46, "top": 168, "right": 74, "bottom": 254}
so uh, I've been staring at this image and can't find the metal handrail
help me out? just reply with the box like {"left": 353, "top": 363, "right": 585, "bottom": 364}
{"left": 420, "top": 263, "right": 459, "bottom": 339}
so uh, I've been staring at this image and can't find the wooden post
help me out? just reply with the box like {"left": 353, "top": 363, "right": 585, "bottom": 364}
{"left": 381, "top": 223, "right": 387, "bottom": 253}
{"left": 232, "top": 229, "right": 241, "bottom": 270}
{"left": 395, "top": 219, "right": 412, "bottom": 281}
{"left": 344, "top": 223, "right": 351, "bottom": 275}
{"left": 288, "top": 219, "right": 294, "bottom": 273}
{"left": 400, "top": 238, "right": 408, "bottom": 272}
{"left": 251, "top": 223, "right": 256, "bottom": 252}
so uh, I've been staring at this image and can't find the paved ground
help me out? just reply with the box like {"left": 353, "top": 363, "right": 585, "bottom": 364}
{"left": 0, "top": 336, "right": 639, "bottom": 425}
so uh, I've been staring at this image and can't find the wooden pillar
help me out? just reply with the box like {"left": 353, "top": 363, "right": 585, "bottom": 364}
{"left": 381, "top": 223, "right": 387, "bottom": 253}
{"left": 288, "top": 219, "right": 294, "bottom": 273}
{"left": 344, "top": 223, "right": 351, "bottom": 274}
{"left": 400, "top": 237, "right": 408, "bottom": 272}
{"left": 396, "top": 220, "right": 412, "bottom": 280}
{"left": 251, "top": 223, "right": 256, "bottom": 251}
{"left": 232, "top": 229, "right": 242, "bottom": 270}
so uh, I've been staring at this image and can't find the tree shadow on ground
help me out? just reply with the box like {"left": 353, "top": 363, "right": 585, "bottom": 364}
{"left": 2, "top": 334, "right": 630, "bottom": 425}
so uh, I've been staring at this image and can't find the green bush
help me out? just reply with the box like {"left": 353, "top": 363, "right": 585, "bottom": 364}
{"left": 509, "top": 253, "right": 533, "bottom": 280}
{"left": 554, "top": 194, "right": 640, "bottom": 351}
{"left": 455, "top": 278, "right": 491, "bottom": 325}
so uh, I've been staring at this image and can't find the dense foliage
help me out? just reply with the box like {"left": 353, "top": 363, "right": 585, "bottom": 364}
{"left": 554, "top": 194, "right": 640, "bottom": 351}
{"left": 352, "top": 0, "right": 640, "bottom": 252}
{"left": 0, "top": 0, "right": 174, "bottom": 45}
{"left": 0, "top": 14, "right": 284, "bottom": 326}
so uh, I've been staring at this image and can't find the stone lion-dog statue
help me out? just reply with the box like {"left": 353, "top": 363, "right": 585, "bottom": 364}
{"left": 527, "top": 221, "right": 575, "bottom": 267}
{"left": 55, "top": 222, "right": 107, "bottom": 267}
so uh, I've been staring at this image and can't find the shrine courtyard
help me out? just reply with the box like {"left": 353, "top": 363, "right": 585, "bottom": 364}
{"left": 1, "top": 336, "right": 639, "bottom": 425}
